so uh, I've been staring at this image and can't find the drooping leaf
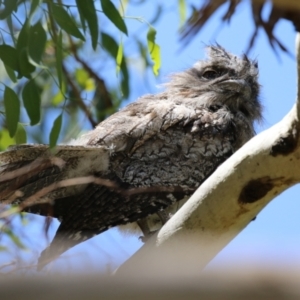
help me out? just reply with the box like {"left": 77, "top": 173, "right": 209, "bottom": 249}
{"left": 51, "top": 4, "right": 85, "bottom": 40}
{"left": 75, "top": 68, "right": 95, "bottom": 91}
{"left": 28, "top": 21, "right": 47, "bottom": 65}
{"left": 147, "top": 27, "right": 161, "bottom": 76}
{"left": 52, "top": 81, "right": 66, "bottom": 105}
{"left": 120, "top": 59, "right": 129, "bottom": 98}
{"left": 116, "top": 40, "right": 123, "bottom": 75}
{"left": 28, "top": 22, "right": 47, "bottom": 65}
{"left": 15, "top": 123, "right": 27, "bottom": 144}
{"left": 0, "top": 128, "right": 15, "bottom": 150}
{"left": 4, "top": 86, "right": 20, "bottom": 137}
{"left": 6, "top": 15, "right": 15, "bottom": 46}
{"left": 22, "top": 79, "right": 41, "bottom": 125}
{"left": 16, "top": 20, "right": 36, "bottom": 77}
{"left": 4, "top": 65, "right": 17, "bottom": 83}
{"left": 77, "top": 4, "right": 86, "bottom": 32}
{"left": 18, "top": 48, "right": 36, "bottom": 78}
{"left": 49, "top": 114, "right": 62, "bottom": 148}
{"left": 52, "top": 90, "right": 64, "bottom": 106}
{"left": 0, "top": 0, "right": 18, "bottom": 20}
{"left": 0, "top": 45, "right": 19, "bottom": 72}
{"left": 56, "top": 30, "right": 63, "bottom": 89}
{"left": 101, "top": 33, "right": 129, "bottom": 98}
{"left": 76, "top": 0, "right": 98, "bottom": 50}
{"left": 100, "top": 0, "right": 128, "bottom": 35}
{"left": 29, "top": 0, "right": 42, "bottom": 17}
{"left": 101, "top": 32, "right": 118, "bottom": 57}
{"left": 178, "top": 0, "right": 186, "bottom": 28}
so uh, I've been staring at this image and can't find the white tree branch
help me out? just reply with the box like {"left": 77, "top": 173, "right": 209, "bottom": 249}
{"left": 116, "top": 33, "right": 300, "bottom": 276}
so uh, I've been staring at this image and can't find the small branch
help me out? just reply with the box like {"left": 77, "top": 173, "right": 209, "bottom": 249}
{"left": 62, "top": 64, "right": 97, "bottom": 127}
{"left": 68, "top": 37, "right": 114, "bottom": 110}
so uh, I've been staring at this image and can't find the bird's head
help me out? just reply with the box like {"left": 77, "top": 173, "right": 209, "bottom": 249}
{"left": 165, "top": 45, "right": 262, "bottom": 124}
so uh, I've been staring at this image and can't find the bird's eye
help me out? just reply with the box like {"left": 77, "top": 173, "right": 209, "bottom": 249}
{"left": 202, "top": 70, "right": 219, "bottom": 80}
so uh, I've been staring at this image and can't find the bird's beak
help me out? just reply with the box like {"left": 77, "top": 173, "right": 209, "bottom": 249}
{"left": 218, "top": 79, "right": 251, "bottom": 98}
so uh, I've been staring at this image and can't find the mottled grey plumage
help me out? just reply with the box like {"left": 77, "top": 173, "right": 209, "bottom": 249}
{"left": 0, "top": 46, "right": 262, "bottom": 269}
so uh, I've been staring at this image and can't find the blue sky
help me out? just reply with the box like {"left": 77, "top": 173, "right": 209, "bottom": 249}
{"left": 1, "top": 1, "right": 300, "bottom": 273}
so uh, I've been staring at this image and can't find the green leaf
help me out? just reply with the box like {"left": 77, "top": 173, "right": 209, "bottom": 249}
{"left": 0, "top": 0, "right": 18, "bottom": 20}
{"left": 76, "top": 0, "right": 98, "bottom": 50}
{"left": 18, "top": 48, "right": 36, "bottom": 78}
{"left": 52, "top": 80, "right": 66, "bottom": 105}
{"left": 116, "top": 40, "right": 123, "bottom": 75}
{"left": 101, "top": 32, "right": 118, "bottom": 57}
{"left": 6, "top": 15, "right": 16, "bottom": 46}
{"left": 101, "top": 33, "right": 129, "bottom": 98}
{"left": 4, "top": 65, "right": 17, "bottom": 82}
{"left": 15, "top": 123, "right": 27, "bottom": 144}
{"left": 56, "top": 30, "right": 63, "bottom": 89}
{"left": 147, "top": 27, "right": 161, "bottom": 76}
{"left": 4, "top": 86, "right": 20, "bottom": 137}
{"left": 28, "top": 21, "right": 47, "bottom": 65}
{"left": 29, "top": 0, "right": 42, "bottom": 17}
{"left": 75, "top": 68, "right": 94, "bottom": 90}
{"left": 49, "top": 114, "right": 62, "bottom": 148}
{"left": 16, "top": 20, "right": 36, "bottom": 77}
{"left": 178, "top": 0, "right": 186, "bottom": 27}
{"left": 0, "top": 129, "right": 15, "bottom": 150}
{"left": 120, "top": 60, "right": 129, "bottom": 98}
{"left": 0, "top": 45, "right": 19, "bottom": 72}
{"left": 52, "top": 90, "right": 64, "bottom": 105}
{"left": 100, "top": 0, "right": 128, "bottom": 35}
{"left": 52, "top": 4, "right": 85, "bottom": 40}
{"left": 22, "top": 79, "right": 41, "bottom": 125}
{"left": 77, "top": 7, "right": 86, "bottom": 33}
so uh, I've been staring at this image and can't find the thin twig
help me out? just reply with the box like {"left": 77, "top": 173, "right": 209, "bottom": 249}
{"left": 68, "top": 37, "right": 114, "bottom": 110}
{"left": 62, "top": 64, "right": 97, "bottom": 127}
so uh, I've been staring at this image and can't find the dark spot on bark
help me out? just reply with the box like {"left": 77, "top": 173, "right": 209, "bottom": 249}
{"left": 239, "top": 177, "right": 274, "bottom": 203}
{"left": 270, "top": 130, "right": 298, "bottom": 156}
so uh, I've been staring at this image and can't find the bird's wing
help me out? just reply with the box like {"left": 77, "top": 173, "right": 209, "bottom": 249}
{"left": 37, "top": 102, "right": 238, "bottom": 269}
{"left": 77, "top": 93, "right": 211, "bottom": 151}
{"left": 0, "top": 144, "right": 110, "bottom": 216}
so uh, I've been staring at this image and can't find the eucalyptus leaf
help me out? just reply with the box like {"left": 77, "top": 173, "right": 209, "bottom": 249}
{"left": 49, "top": 114, "right": 62, "bottom": 148}
{"left": 4, "top": 86, "right": 20, "bottom": 137}
{"left": 76, "top": 0, "right": 98, "bottom": 49}
{"left": 147, "top": 27, "right": 161, "bottom": 76}
{"left": 22, "top": 79, "right": 41, "bottom": 125}
{"left": 52, "top": 4, "right": 85, "bottom": 40}
{"left": 100, "top": 0, "right": 128, "bottom": 35}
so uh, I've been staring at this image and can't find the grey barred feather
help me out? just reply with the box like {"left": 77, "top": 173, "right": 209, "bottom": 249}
{"left": 0, "top": 45, "right": 262, "bottom": 270}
